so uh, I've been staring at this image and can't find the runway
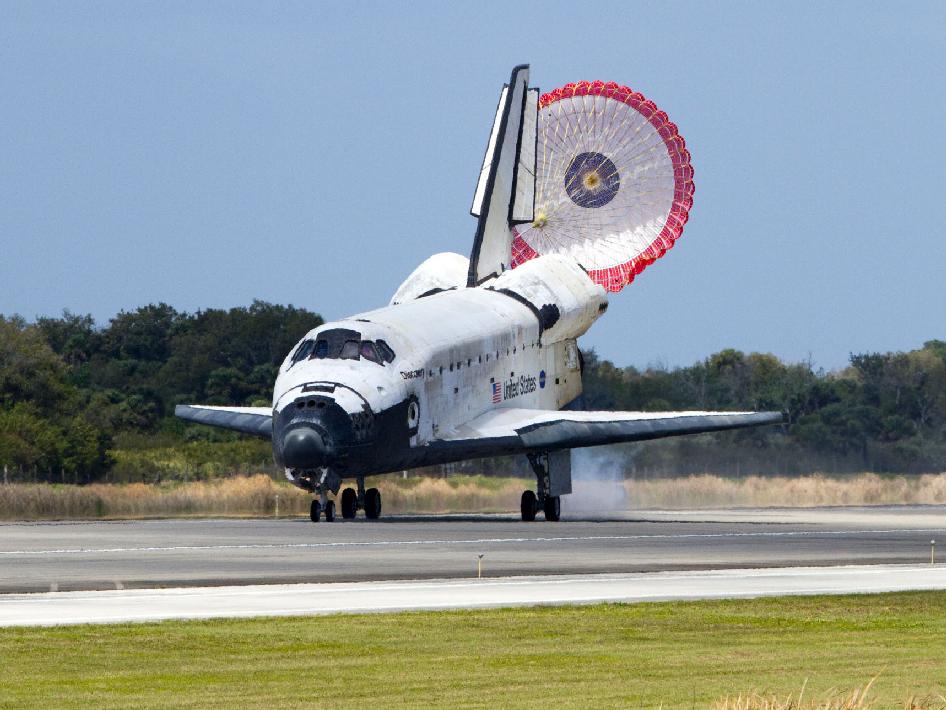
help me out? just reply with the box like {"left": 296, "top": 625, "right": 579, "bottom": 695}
{"left": 2, "top": 565, "right": 945, "bottom": 627}
{"left": 1, "top": 506, "right": 944, "bottom": 594}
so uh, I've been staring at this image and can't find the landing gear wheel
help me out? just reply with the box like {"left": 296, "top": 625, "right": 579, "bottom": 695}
{"left": 324, "top": 500, "right": 336, "bottom": 522}
{"left": 310, "top": 500, "right": 321, "bottom": 522}
{"left": 543, "top": 495, "right": 561, "bottom": 522}
{"left": 520, "top": 490, "right": 537, "bottom": 522}
{"left": 364, "top": 487, "right": 382, "bottom": 520}
{"left": 341, "top": 488, "right": 357, "bottom": 519}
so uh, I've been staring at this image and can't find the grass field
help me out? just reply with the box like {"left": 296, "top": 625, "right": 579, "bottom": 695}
{"left": 1, "top": 592, "right": 945, "bottom": 708}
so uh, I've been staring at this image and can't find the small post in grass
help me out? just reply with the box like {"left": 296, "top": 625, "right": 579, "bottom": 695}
{"left": 477, "top": 553, "right": 485, "bottom": 579}
{"left": 275, "top": 494, "right": 280, "bottom": 519}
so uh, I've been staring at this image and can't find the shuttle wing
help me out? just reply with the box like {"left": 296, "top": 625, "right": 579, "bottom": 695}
{"left": 431, "top": 408, "right": 783, "bottom": 457}
{"left": 175, "top": 405, "right": 273, "bottom": 438}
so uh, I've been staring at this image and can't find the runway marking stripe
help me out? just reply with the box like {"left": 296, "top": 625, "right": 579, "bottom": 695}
{"left": 1, "top": 528, "right": 942, "bottom": 557}
{"left": 3, "top": 564, "right": 936, "bottom": 604}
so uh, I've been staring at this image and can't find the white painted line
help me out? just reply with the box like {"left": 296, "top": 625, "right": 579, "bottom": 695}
{"left": 1, "top": 564, "right": 945, "bottom": 627}
{"left": 1, "top": 528, "right": 942, "bottom": 557}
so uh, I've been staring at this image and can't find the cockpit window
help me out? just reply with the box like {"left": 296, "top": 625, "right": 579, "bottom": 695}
{"left": 360, "top": 340, "right": 381, "bottom": 365}
{"left": 300, "top": 328, "right": 396, "bottom": 366}
{"left": 375, "top": 339, "right": 396, "bottom": 363}
{"left": 307, "top": 328, "right": 361, "bottom": 360}
{"left": 291, "top": 339, "right": 315, "bottom": 363}
{"left": 340, "top": 340, "right": 360, "bottom": 360}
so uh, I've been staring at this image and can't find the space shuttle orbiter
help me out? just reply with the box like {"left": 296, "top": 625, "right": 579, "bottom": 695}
{"left": 177, "top": 65, "right": 782, "bottom": 522}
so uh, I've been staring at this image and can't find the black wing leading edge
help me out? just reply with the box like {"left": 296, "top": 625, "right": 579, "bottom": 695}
{"left": 174, "top": 405, "right": 273, "bottom": 439}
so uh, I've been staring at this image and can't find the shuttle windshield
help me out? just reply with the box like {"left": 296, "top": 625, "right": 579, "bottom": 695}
{"left": 298, "top": 328, "right": 396, "bottom": 366}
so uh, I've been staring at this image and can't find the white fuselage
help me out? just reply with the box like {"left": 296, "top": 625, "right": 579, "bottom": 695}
{"left": 270, "top": 254, "right": 607, "bottom": 482}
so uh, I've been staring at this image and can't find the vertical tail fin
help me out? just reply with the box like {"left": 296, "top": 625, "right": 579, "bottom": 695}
{"left": 468, "top": 65, "right": 538, "bottom": 286}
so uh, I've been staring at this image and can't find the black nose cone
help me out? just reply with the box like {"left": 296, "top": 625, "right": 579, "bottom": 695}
{"left": 282, "top": 426, "right": 332, "bottom": 468}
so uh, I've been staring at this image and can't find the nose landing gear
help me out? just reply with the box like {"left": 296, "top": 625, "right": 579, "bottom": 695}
{"left": 312, "top": 475, "right": 383, "bottom": 522}
{"left": 307, "top": 468, "right": 341, "bottom": 523}
{"left": 309, "top": 492, "right": 337, "bottom": 522}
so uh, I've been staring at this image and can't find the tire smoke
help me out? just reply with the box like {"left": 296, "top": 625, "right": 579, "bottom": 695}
{"left": 561, "top": 447, "right": 630, "bottom": 516}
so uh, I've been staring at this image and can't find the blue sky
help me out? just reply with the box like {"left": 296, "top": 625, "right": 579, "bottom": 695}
{"left": 1, "top": 1, "right": 944, "bottom": 370}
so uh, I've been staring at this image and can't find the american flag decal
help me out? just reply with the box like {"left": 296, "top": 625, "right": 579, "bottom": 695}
{"left": 491, "top": 381, "right": 502, "bottom": 404}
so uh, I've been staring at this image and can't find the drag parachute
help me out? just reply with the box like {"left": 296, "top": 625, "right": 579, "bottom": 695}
{"left": 510, "top": 81, "right": 694, "bottom": 293}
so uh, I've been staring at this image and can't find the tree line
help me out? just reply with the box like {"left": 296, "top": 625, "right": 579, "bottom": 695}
{"left": 0, "top": 302, "right": 322, "bottom": 482}
{"left": 1, "top": 301, "right": 944, "bottom": 482}
{"left": 580, "top": 344, "right": 946, "bottom": 476}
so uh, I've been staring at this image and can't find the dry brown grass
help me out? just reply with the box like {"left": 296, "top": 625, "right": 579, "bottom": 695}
{"left": 715, "top": 678, "right": 873, "bottom": 709}
{"left": 0, "top": 475, "right": 307, "bottom": 520}
{"left": 715, "top": 679, "right": 946, "bottom": 709}
{"left": 627, "top": 472, "right": 946, "bottom": 508}
{"left": 0, "top": 474, "right": 523, "bottom": 520}
{"left": 1, "top": 472, "right": 946, "bottom": 520}
{"left": 373, "top": 474, "right": 521, "bottom": 513}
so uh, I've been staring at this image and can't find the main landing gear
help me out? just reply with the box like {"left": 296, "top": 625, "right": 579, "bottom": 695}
{"left": 520, "top": 452, "right": 562, "bottom": 522}
{"left": 520, "top": 490, "right": 561, "bottom": 522}
{"left": 310, "top": 475, "right": 382, "bottom": 522}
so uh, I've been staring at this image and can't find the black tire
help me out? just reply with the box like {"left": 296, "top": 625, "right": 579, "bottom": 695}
{"left": 520, "top": 490, "right": 537, "bottom": 522}
{"left": 364, "top": 488, "right": 382, "bottom": 520}
{"left": 324, "top": 500, "right": 336, "bottom": 522}
{"left": 341, "top": 488, "right": 357, "bottom": 519}
{"left": 310, "top": 499, "right": 321, "bottom": 522}
{"left": 543, "top": 495, "right": 561, "bottom": 522}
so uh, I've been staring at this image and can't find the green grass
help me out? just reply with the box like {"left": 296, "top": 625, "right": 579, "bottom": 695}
{"left": 1, "top": 592, "right": 945, "bottom": 708}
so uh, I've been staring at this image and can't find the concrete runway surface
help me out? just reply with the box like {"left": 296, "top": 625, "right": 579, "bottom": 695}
{"left": 1, "top": 506, "right": 944, "bottom": 594}
{"left": 2, "top": 564, "right": 945, "bottom": 627}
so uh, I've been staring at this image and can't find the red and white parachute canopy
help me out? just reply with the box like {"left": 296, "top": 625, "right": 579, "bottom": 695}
{"left": 510, "top": 81, "right": 694, "bottom": 293}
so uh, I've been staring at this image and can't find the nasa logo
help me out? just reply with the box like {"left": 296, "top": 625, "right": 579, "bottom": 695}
{"left": 539, "top": 370, "right": 546, "bottom": 389}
